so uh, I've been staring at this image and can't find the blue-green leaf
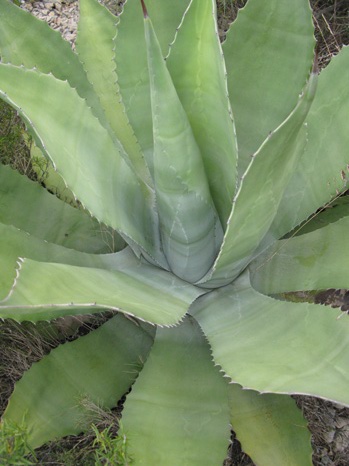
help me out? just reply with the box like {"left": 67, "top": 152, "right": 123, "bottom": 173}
{"left": 167, "top": 0, "right": 237, "bottom": 225}
{"left": 122, "top": 316, "right": 230, "bottom": 465}
{"left": 3, "top": 314, "right": 155, "bottom": 448}
{"left": 143, "top": 10, "right": 223, "bottom": 282}
{"left": 192, "top": 271, "right": 349, "bottom": 406}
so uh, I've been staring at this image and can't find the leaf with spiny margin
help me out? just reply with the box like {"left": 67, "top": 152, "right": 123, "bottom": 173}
{"left": 114, "top": 0, "right": 190, "bottom": 174}
{"left": 251, "top": 216, "right": 349, "bottom": 295}
{"left": 0, "top": 214, "right": 161, "bottom": 303}
{"left": 0, "top": 0, "right": 104, "bottom": 124}
{"left": 229, "top": 385, "right": 312, "bottom": 466}
{"left": 29, "top": 139, "right": 78, "bottom": 207}
{"left": 0, "top": 64, "right": 165, "bottom": 266}
{"left": 272, "top": 46, "right": 349, "bottom": 238}
{"left": 143, "top": 10, "right": 223, "bottom": 282}
{"left": 3, "top": 314, "right": 155, "bottom": 449}
{"left": 167, "top": 0, "right": 237, "bottom": 226}
{"left": 122, "top": 316, "right": 230, "bottom": 466}
{"left": 199, "top": 71, "right": 317, "bottom": 288}
{"left": 223, "top": 0, "right": 315, "bottom": 177}
{"left": 288, "top": 196, "right": 349, "bottom": 236}
{"left": 191, "top": 270, "right": 349, "bottom": 407}
{"left": 0, "top": 221, "right": 133, "bottom": 301}
{"left": 0, "top": 164, "right": 124, "bottom": 253}
{"left": 0, "top": 257, "right": 202, "bottom": 325}
{"left": 77, "top": 0, "right": 152, "bottom": 188}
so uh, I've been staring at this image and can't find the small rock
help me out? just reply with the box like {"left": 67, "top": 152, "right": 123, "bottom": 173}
{"left": 333, "top": 425, "right": 349, "bottom": 453}
{"left": 65, "top": 33, "right": 76, "bottom": 42}
{"left": 335, "top": 416, "right": 349, "bottom": 429}
{"left": 323, "top": 430, "right": 335, "bottom": 444}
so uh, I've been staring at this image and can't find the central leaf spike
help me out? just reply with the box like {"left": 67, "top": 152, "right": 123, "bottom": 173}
{"left": 142, "top": 2, "right": 223, "bottom": 282}
{"left": 140, "top": 0, "right": 148, "bottom": 18}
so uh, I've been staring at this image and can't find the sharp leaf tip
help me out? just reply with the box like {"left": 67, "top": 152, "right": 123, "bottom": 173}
{"left": 140, "top": 0, "right": 148, "bottom": 18}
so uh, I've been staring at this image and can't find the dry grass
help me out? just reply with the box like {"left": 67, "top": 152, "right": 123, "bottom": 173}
{"left": 0, "top": 320, "right": 55, "bottom": 418}
{"left": 312, "top": 0, "right": 349, "bottom": 67}
{"left": 297, "top": 396, "right": 349, "bottom": 466}
{"left": 0, "top": 101, "right": 36, "bottom": 178}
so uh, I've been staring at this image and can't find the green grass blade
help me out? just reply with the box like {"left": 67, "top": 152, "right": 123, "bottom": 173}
{"left": 200, "top": 71, "right": 317, "bottom": 287}
{"left": 251, "top": 216, "right": 349, "bottom": 294}
{"left": 272, "top": 46, "right": 349, "bottom": 238}
{"left": 3, "top": 314, "right": 155, "bottom": 448}
{"left": 229, "top": 385, "right": 312, "bottom": 466}
{"left": 122, "top": 316, "right": 230, "bottom": 465}
{"left": 192, "top": 271, "right": 349, "bottom": 406}
{"left": 167, "top": 0, "right": 237, "bottom": 225}
{"left": 0, "top": 64, "right": 164, "bottom": 264}
{"left": 114, "top": 0, "right": 190, "bottom": 173}
{"left": 143, "top": 11, "right": 223, "bottom": 282}
{"left": 223, "top": 0, "right": 315, "bottom": 177}
{"left": 77, "top": 0, "right": 152, "bottom": 188}
{"left": 0, "top": 258, "right": 202, "bottom": 325}
{"left": 0, "top": 164, "right": 123, "bottom": 253}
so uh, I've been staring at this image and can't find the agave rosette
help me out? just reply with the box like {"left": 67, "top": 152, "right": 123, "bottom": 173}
{"left": 0, "top": 0, "right": 349, "bottom": 464}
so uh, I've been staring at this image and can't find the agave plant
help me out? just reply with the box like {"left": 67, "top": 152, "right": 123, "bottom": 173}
{"left": 0, "top": 0, "right": 349, "bottom": 463}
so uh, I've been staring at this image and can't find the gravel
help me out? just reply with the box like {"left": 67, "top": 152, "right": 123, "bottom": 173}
{"left": 21, "top": 0, "right": 79, "bottom": 46}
